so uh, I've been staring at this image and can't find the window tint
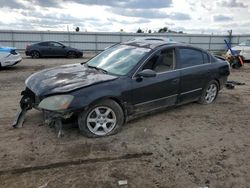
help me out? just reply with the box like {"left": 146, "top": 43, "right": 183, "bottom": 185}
{"left": 202, "top": 52, "right": 210, "bottom": 64}
{"left": 143, "top": 49, "right": 175, "bottom": 73}
{"left": 39, "top": 42, "right": 49, "bottom": 46}
{"left": 179, "top": 48, "right": 203, "bottom": 68}
{"left": 49, "top": 42, "right": 63, "bottom": 47}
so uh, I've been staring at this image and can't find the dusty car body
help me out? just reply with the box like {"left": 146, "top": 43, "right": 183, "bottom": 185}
{"left": 13, "top": 38, "right": 230, "bottom": 137}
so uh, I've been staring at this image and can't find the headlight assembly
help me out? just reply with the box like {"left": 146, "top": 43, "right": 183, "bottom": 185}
{"left": 38, "top": 95, "right": 74, "bottom": 111}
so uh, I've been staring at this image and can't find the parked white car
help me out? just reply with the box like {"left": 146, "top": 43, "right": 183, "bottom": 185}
{"left": 226, "top": 39, "right": 250, "bottom": 60}
{"left": 0, "top": 46, "right": 22, "bottom": 67}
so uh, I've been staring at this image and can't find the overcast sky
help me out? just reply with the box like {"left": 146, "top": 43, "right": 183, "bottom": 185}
{"left": 0, "top": 0, "right": 250, "bottom": 34}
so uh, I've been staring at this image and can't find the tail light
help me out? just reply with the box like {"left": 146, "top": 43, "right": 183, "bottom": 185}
{"left": 26, "top": 44, "right": 29, "bottom": 49}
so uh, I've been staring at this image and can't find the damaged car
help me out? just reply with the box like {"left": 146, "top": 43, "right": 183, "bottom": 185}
{"left": 13, "top": 38, "right": 230, "bottom": 137}
{"left": 0, "top": 46, "right": 22, "bottom": 67}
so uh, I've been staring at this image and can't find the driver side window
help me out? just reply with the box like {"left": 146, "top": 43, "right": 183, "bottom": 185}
{"left": 49, "top": 42, "right": 62, "bottom": 47}
{"left": 142, "top": 48, "right": 175, "bottom": 73}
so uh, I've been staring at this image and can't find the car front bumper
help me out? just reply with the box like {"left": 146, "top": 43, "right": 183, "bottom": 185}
{"left": 12, "top": 88, "right": 75, "bottom": 137}
{"left": 1, "top": 53, "right": 22, "bottom": 67}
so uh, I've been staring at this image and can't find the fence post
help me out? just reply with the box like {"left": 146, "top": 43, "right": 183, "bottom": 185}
{"left": 11, "top": 30, "right": 14, "bottom": 48}
{"left": 119, "top": 32, "right": 122, "bottom": 43}
{"left": 68, "top": 32, "right": 71, "bottom": 46}
{"left": 95, "top": 33, "right": 98, "bottom": 53}
{"left": 40, "top": 31, "right": 43, "bottom": 42}
{"left": 208, "top": 35, "right": 212, "bottom": 51}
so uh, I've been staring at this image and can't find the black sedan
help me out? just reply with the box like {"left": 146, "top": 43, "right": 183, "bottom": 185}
{"left": 13, "top": 38, "right": 230, "bottom": 137}
{"left": 25, "top": 41, "right": 83, "bottom": 58}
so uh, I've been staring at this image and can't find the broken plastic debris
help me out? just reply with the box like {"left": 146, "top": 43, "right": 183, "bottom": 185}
{"left": 38, "top": 181, "right": 49, "bottom": 188}
{"left": 118, "top": 180, "right": 128, "bottom": 186}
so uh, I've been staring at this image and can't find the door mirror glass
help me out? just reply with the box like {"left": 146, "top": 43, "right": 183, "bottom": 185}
{"left": 137, "top": 69, "right": 156, "bottom": 78}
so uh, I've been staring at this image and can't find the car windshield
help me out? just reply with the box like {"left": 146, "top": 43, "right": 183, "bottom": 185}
{"left": 87, "top": 44, "right": 150, "bottom": 75}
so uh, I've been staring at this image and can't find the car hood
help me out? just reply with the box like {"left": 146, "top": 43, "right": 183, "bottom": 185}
{"left": 25, "top": 63, "right": 118, "bottom": 96}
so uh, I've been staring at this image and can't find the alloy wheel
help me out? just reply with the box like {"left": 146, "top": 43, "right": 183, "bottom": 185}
{"left": 205, "top": 83, "right": 217, "bottom": 103}
{"left": 86, "top": 106, "right": 117, "bottom": 136}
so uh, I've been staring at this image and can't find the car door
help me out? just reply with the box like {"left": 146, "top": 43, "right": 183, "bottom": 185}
{"left": 131, "top": 48, "right": 180, "bottom": 114}
{"left": 38, "top": 42, "right": 51, "bottom": 56}
{"left": 48, "top": 42, "right": 66, "bottom": 56}
{"left": 176, "top": 47, "right": 211, "bottom": 104}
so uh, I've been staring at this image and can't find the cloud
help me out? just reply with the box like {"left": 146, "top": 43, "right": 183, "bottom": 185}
{"left": 107, "top": 18, "right": 150, "bottom": 24}
{"left": 0, "top": 0, "right": 171, "bottom": 9}
{"left": 70, "top": 0, "right": 172, "bottom": 9}
{"left": 107, "top": 8, "right": 168, "bottom": 19}
{"left": 0, "top": 0, "right": 26, "bottom": 9}
{"left": 108, "top": 8, "right": 191, "bottom": 20}
{"left": 31, "top": 0, "right": 61, "bottom": 8}
{"left": 213, "top": 14, "right": 232, "bottom": 22}
{"left": 169, "top": 13, "right": 191, "bottom": 20}
{"left": 216, "top": 0, "right": 248, "bottom": 8}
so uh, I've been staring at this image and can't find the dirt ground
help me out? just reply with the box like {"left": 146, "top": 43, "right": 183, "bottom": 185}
{"left": 0, "top": 56, "right": 249, "bottom": 188}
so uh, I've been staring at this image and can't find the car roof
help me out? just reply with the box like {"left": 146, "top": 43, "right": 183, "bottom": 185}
{"left": 122, "top": 37, "right": 177, "bottom": 49}
{"left": 122, "top": 37, "right": 206, "bottom": 51}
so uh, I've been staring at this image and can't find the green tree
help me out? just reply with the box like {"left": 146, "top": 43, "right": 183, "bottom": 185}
{"left": 136, "top": 28, "right": 143, "bottom": 33}
{"left": 75, "top": 27, "right": 80, "bottom": 32}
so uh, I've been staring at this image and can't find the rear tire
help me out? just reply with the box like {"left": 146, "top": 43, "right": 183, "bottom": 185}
{"left": 30, "top": 50, "right": 40, "bottom": 58}
{"left": 78, "top": 99, "right": 124, "bottom": 138}
{"left": 198, "top": 80, "right": 219, "bottom": 104}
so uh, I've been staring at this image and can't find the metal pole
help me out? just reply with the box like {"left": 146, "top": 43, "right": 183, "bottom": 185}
{"left": 95, "top": 33, "right": 98, "bottom": 53}
{"left": 208, "top": 35, "right": 212, "bottom": 51}
{"left": 11, "top": 30, "right": 14, "bottom": 47}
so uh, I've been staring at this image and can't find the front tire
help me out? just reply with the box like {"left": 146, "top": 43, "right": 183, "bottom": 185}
{"left": 67, "top": 51, "right": 76, "bottom": 58}
{"left": 198, "top": 80, "right": 219, "bottom": 104}
{"left": 78, "top": 99, "right": 124, "bottom": 138}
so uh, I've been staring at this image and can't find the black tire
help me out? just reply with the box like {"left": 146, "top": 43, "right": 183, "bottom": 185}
{"left": 198, "top": 80, "right": 219, "bottom": 104}
{"left": 67, "top": 51, "right": 77, "bottom": 58}
{"left": 78, "top": 99, "right": 124, "bottom": 138}
{"left": 30, "top": 50, "right": 40, "bottom": 58}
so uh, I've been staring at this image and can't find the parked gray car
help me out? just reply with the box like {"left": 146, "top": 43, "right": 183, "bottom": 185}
{"left": 25, "top": 41, "right": 83, "bottom": 58}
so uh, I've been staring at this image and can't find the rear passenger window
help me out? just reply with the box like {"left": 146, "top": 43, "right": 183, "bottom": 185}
{"left": 179, "top": 48, "right": 203, "bottom": 68}
{"left": 39, "top": 42, "right": 49, "bottom": 46}
{"left": 203, "top": 52, "right": 210, "bottom": 64}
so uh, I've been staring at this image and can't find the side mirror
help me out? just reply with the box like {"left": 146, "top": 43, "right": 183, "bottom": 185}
{"left": 62, "top": 45, "right": 66, "bottom": 48}
{"left": 137, "top": 69, "right": 156, "bottom": 78}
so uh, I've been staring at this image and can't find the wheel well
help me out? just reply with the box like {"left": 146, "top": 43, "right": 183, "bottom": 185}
{"left": 214, "top": 79, "right": 220, "bottom": 89}
{"left": 31, "top": 50, "right": 39, "bottom": 53}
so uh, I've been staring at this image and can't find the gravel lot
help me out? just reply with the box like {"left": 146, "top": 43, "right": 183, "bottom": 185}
{"left": 0, "top": 56, "right": 249, "bottom": 188}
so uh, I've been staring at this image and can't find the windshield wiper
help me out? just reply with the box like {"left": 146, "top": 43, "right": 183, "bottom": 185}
{"left": 87, "top": 65, "right": 108, "bottom": 74}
